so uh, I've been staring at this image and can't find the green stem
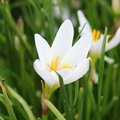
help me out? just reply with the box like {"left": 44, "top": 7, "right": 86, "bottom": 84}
{"left": 1, "top": 81, "right": 17, "bottom": 120}
{"left": 73, "top": 80, "right": 79, "bottom": 107}
{"left": 45, "top": 99, "right": 66, "bottom": 120}
{"left": 78, "top": 88, "right": 84, "bottom": 120}
{"left": 57, "top": 73, "right": 72, "bottom": 120}
{"left": 6, "top": 86, "right": 36, "bottom": 120}
{"left": 102, "top": 96, "right": 118, "bottom": 116}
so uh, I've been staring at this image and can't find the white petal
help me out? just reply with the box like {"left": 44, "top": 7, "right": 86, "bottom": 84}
{"left": 34, "top": 34, "right": 51, "bottom": 65}
{"left": 64, "top": 58, "right": 90, "bottom": 84}
{"left": 106, "top": 27, "right": 120, "bottom": 51}
{"left": 33, "top": 59, "right": 59, "bottom": 86}
{"left": 57, "top": 69, "right": 73, "bottom": 81}
{"left": 90, "top": 35, "right": 105, "bottom": 55}
{"left": 104, "top": 55, "right": 114, "bottom": 64}
{"left": 60, "top": 33, "right": 91, "bottom": 67}
{"left": 77, "top": 10, "right": 92, "bottom": 35}
{"left": 90, "top": 67, "right": 98, "bottom": 84}
{"left": 51, "top": 19, "right": 74, "bottom": 58}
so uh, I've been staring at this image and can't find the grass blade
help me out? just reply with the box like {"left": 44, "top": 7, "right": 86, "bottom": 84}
{"left": 1, "top": 80, "right": 17, "bottom": 120}
{"left": 45, "top": 99, "right": 66, "bottom": 120}
{"left": 56, "top": 72, "right": 72, "bottom": 120}
{"left": 6, "top": 86, "right": 36, "bottom": 120}
{"left": 97, "top": 27, "right": 108, "bottom": 120}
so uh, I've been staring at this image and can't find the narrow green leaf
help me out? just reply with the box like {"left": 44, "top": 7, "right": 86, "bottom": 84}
{"left": 102, "top": 96, "right": 118, "bottom": 116}
{"left": 45, "top": 99, "right": 66, "bottom": 120}
{"left": 0, "top": 116, "right": 5, "bottom": 120}
{"left": 78, "top": 87, "right": 84, "bottom": 120}
{"left": 6, "top": 86, "right": 36, "bottom": 120}
{"left": 73, "top": 23, "right": 87, "bottom": 44}
{"left": 1, "top": 80, "right": 17, "bottom": 120}
{"left": 97, "top": 27, "right": 108, "bottom": 120}
{"left": 56, "top": 72, "right": 72, "bottom": 120}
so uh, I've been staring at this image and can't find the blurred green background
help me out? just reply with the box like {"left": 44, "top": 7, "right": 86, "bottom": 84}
{"left": 0, "top": 0, "right": 120, "bottom": 120}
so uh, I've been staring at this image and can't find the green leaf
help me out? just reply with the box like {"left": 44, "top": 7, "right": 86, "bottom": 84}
{"left": 1, "top": 80, "right": 17, "bottom": 120}
{"left": 56, "top": 72, "right": 72, "bottom": 120}
{"left": 6, "top": 86, "right": 36, "bottom": 120}
{"left": 97, "top": 27, "right": 108, "bottom": 120}
{"left": 45, "top": 99, "right": 66, "bottom": 120}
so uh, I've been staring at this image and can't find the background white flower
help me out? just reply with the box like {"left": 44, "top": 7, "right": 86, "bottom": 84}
{"left": 77, "top": 10, "right": 120, "bottom": 64}
{"left": 33, "top": 19, "right": 91, "bottom": 87}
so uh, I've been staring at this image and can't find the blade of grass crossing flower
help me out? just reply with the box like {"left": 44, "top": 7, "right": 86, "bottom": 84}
{"left": 45, "top": 99, "right": 66, "bottom": 120}
{"left": 73, "top": 23, "right": 87, "bottom": 44}
{"left": 97, "top": 27, "right": 108, "bottom": 120}
{"left": 56, "top": 72, "right": 72, "bottom": 120}
{"left": 1, "top": 80, "right": 17, "bottom": 120}
{"left": 6, "top": 86, "right": 36, "bottom": 120}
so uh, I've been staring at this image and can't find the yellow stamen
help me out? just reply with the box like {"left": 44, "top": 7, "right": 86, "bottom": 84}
{"left": 54, "top": 56, "right": 59, "bottom": 70}
{"left": 92, "top": 29, "right": 101, "bottom": 42}
{"left": 49, "top": 56, "right": 59, "bottom": 72}
{"left": 107, "top": 34, "right": 112, "bottom": 39}
{"left": 61, "top": 65, "right": 73, "bottom": 69}
{"left": 49, "top": 56, "right": 72, "bottom": 72}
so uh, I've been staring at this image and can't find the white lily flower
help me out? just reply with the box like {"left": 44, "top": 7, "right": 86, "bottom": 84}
{"left": 33, "top": 19, "right": 91, "bottom": 88}
{"left": 77, "top": 10, "right": 120, "bottom": 83}
{"left": 77, "top": 10, "right": 120, "bottom": 63}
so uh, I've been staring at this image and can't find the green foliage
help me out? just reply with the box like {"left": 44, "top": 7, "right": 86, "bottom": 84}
{"left": 0, "top": 0, "right": 120, "bottom": 120}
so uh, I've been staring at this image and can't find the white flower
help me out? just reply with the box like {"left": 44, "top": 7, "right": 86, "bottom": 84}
{"left": 33, "top": 19, "right": 91, "bottom": 87}
{"left": 77, "top": 10, "right": 120, "bottom": 64}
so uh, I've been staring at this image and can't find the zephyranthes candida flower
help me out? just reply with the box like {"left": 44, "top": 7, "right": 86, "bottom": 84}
{"left": 77, "top": 10, "right": 120, "bottom": 83}
{"left": 33, "top": 19, "right": 91, "bottom": 88}
{"left": 77, "top": 10, "right": 120, "bottom": 63}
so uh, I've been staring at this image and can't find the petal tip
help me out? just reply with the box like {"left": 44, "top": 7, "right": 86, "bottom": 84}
{"left": 33, "top": 59, "right": 39, "bottom": 68}
{"left": 77, "top": 10, "right": 83, "bottom": 16}
{"left": 63, "top": 19, "right": 73, "bottom": 28}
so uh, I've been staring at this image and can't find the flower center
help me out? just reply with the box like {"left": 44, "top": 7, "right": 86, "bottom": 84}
{"left": 92, "top": 29, "right": 101, "bottom": 42}
{"left": 49, "top": 56, "right": 72, "bottom": 72}
{"left": 92, "top": 29, "right": 112, "bottom": 42}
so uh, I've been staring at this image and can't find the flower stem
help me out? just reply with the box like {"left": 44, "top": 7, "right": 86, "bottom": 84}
{"left": 57, "top": 72, "right": 72, "bottom": 120}
{"left": 45, "top": 99, "right": 66, "bottom": 120}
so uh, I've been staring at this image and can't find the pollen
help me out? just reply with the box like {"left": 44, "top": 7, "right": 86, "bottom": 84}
{"left": 49, "top": 56, "right": 72, "bottom": 72}
{"left": 92, "top": 29, "right": 101, "bottom": 42}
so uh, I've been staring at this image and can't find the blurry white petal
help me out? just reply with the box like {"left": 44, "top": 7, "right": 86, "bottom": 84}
{"left": 91, "top": 67, "right": 98, "bottom": 84}
{"left": 106, "top": 27, "right": 120, "bottom": 51}
{"left": 90, "top": 35, "right": 105, "bottom": 55}
{"left": 57, "top": 69, "right": 73, "bottom": 81}
{"left": 60, "top": 34, "right": 91, "bottom": 67}
{"left": 105, "top": 56, "right": 114, "bottom": 64}
{"left": 33, "top": 59, "right": 59, "bottom": 86}
{"left": 77, "top": 10, "right": 92, "bottom": 35}
{"left": 64, "top": 58, "right": 90, "bottom": 84}
{"left": 51, "top": 19, "right": 74, "bottom": 58}
{"left": 34, "top": 34, "right": 51, "bottom": 64}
